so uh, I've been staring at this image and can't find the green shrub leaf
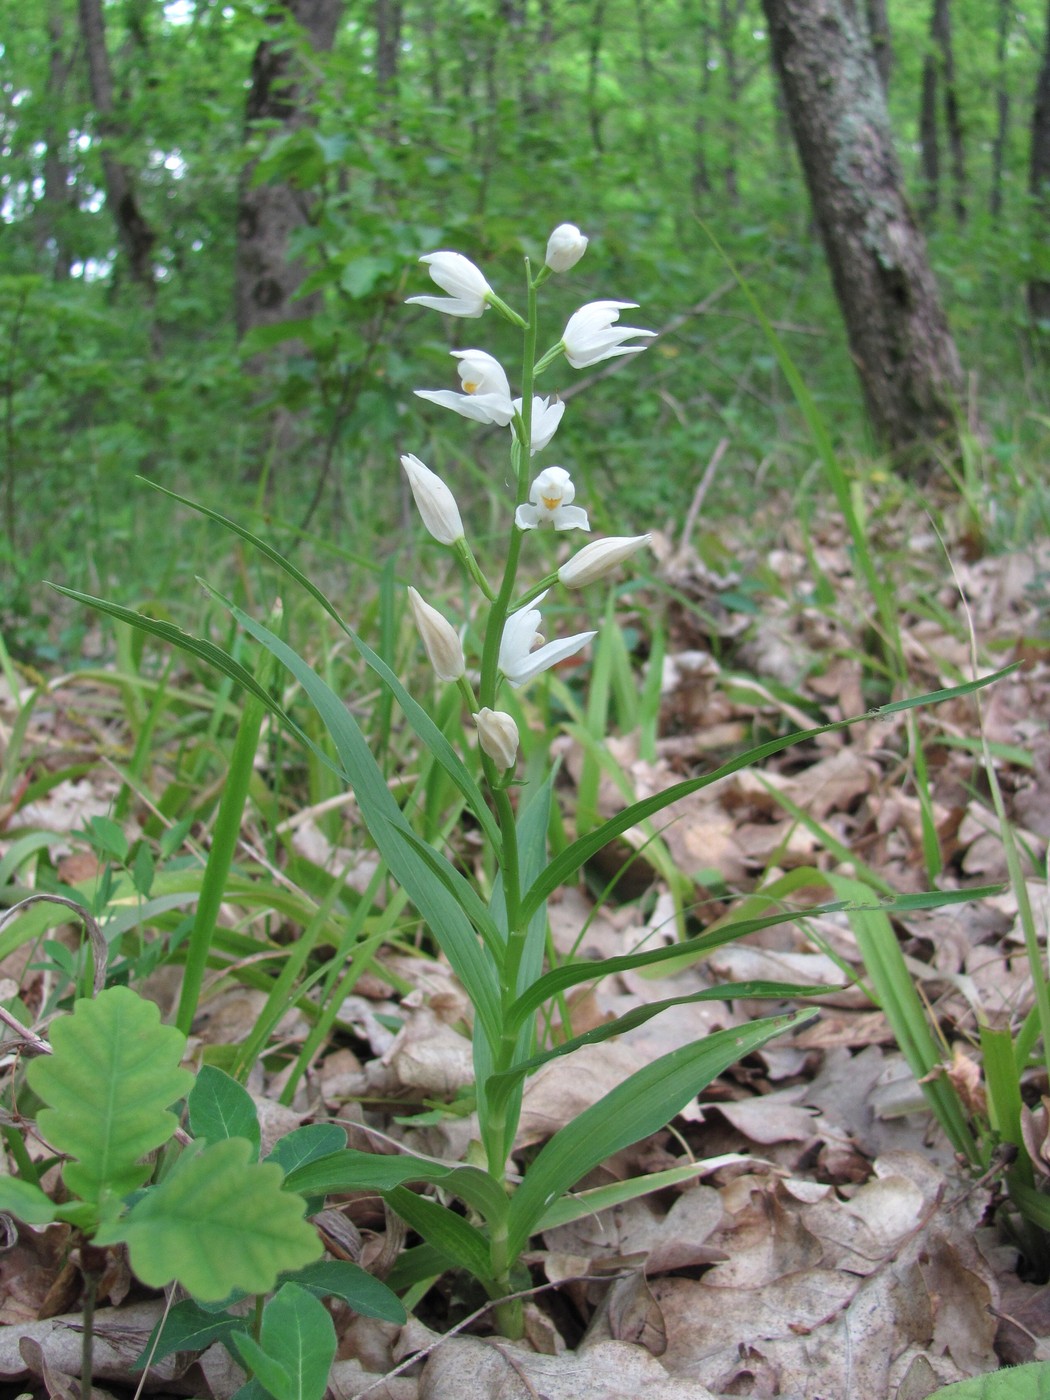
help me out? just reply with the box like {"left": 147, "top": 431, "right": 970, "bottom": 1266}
{"left": 0, "top": 1176, "right": 57, "bottom": 1225}
{"left": 232, "top": 1284, "right": 336, "bottom": 1400}
{"left": 189, "top": 1065, "right": 261, "bottom": 1158}
{"left": 104, "top": 1138, "right": 321, "bottom": 1301}
{"left": 139, "top": 1298, "right": 248, "bottom": 1366}
{"left": 283, "top": 1260, "right": 406, "bottom": 1322}
{"left": 26, "top": 986, "right": 192, "bottom": 1204}
{"left": 925, "top": 1363, "right": 1050, "bottom": 1398}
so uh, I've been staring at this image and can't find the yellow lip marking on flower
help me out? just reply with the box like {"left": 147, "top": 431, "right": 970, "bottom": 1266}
{"left": 541, "top": 494, "right": 561, "bottom": 510}
{"left": 463, "top": 380, "right": 479, "bottom": 394}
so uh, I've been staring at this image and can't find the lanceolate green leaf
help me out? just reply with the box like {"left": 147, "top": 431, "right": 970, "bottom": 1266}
{"left": 104, "top": 1138, "right": 321, "bottom": 1301}
{"left": 281, "top": 1149, "right": 452, "bottom": 1196}
{"left": 384, "top": 1186, "right": 494, "bottom": 1285}
{"left": 284, "top": 1260, "right": 406, "bottom": 1323}
{"left": 486, "top": 981, "right": 830, "bottom": 1118}
{"left": 238, "top": 1284, "right": 336, "bottom": 1400}
{"left": 505, "top": 886, "right": 1001, "bottom": 1035}
{"left": 201, "top": 587, "right": 502, "bottom": 1043}
{"left": 505, "top": 1010, "right": 815, "bottom": 1260}
{"left": 26, "top": 986, "right": 192, "bottom": 1204}
{"left": 139, "top": 482, "right": 501, "bottom": 851}
{"left": 518, "top": 667, "right": 1017, "bottom": 925}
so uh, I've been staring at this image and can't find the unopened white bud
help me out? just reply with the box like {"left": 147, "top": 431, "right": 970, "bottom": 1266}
{"left": 474, "top": 708, "right": 519, "bottom": 771}
{"left": 558, "top": 534, "right": 651, "bottom": 588}
{"left": 401, "top": 453, "right": 464, "bottom": 545}
{"left": 407, "top": 587, "right": 465, "bottom": 681}
{"left": 545, "top": 224, "right": 589, "bottom": 273}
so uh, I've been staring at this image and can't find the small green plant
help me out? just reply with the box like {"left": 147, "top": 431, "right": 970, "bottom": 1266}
{"left": 51, "top": 228, "right": 1015, "bottom": 1340}
{"left": 0, "top": 985, "right": 403, "bottom": 1398}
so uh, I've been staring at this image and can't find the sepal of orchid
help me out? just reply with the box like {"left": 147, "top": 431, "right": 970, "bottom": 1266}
{"left": 562, "top": 301, "right": 655, "bottom": 369}
{"left": 407, "top": 587, "right": 465, "bottom": 682}
{"left": 406, "top": 251, "right": 493, "bottom": 318}
{"left": 511, "top": 395, "right": 565, "bottom": 454}
{"left": 400, "top": 454, "right": 464, "bottom": 545}
{"left": 515, "top": 467, "right": 589, "bottom": 532}
{"left": 499, "top": 591, "right": 596, "bottom": 688}
{"left": 545, "top": 223, "right": 588, "bottom": 273}
{"left": 474, "top": 708, "right": 519, "bottom": 771}
{"left": 558, "top": 534, "right": 651, "bottom": 587}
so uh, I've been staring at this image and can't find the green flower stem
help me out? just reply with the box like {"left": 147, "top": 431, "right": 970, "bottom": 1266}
{"left": 511, "top": 571, "right": 559, "bottom": 611}
{"left": 456, "top": 538, "right": 496, "bottom": 602}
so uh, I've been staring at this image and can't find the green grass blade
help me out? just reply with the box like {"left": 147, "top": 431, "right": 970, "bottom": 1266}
{"left": 519, "top": 667, "right": 1017, "bottom": 925}
{"left": 200, "top": 586, "right": 502, "bottom": 1043}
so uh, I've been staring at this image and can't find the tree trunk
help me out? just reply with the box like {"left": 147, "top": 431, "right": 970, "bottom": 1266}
{"left": 864, "top": 0, "right": 892, "bottom": 91}
{"left": 761, "top": 0, "right": 967, "bottom": 470}
{"left": 1029, "top": 0, "right": 1050, "bottom": 325}
{"left": 234, "top": 0, "right": 343, "bottom": 341}
{"left": 77, "top": 0, "right": 156, "bottom": 289}
{"left": 40, "top": 0, "right": 77, "bottom": 279}
{"left": 919, "top": 14, "right": 939, "bottom": 221}
{"left": 990, "top": 0, "right": 1011, "bottom": 220}
{"left": 934, "top": 0, "right": 967, "bottom": 223}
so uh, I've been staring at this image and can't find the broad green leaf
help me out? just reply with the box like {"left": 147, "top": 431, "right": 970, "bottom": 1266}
{"left": 188, "top": 1065, "right": 261, "bottom": 1158}
{"left": 506, "top": 1011, "right": 814, "bottom": 1259}
{"left": 385, "top": 820, "right": 504, "bottom": 954}
{"left": 105, "top": 1138, "right": 321, "bottom": 1301}
{"left": 925, "top": 1363, "right": 1050, "bottom": 1398}
{"left": 200, "top": 587, "right": 502, "bottom": 1045}
{"left": 518, "top": 667, "right": 1017, "bottom": 925}
{"left": 266, "top": 1124, "right": 347, "bottom": 1175}
{"left": 486, "top": 981, "right": 830, "bottom": 1119}
{"left": 139, "top": 1298, "right": 247, "bottom": 1365}
{"left": 0, "top": 1176, "right": 57, "bottom": 1225}
{"left": 234, "top": 1285, "right": 336, "bottom": 1400}
{"left": 283, "top": 1259, "right": 406, "bottom": 1322}
{"left": 282, "top": 1148, "right": 452, "bottom": 1196}
{"left": 384, "top": 1186, "right": 493, "bottom": 1285}
{"left": 26, "top": 986, "right": 192, "bottom": 1204}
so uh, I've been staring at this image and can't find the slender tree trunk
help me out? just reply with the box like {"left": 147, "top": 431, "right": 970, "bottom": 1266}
{"left": 692, "top": 0, "right": 713, "bottom": 199}
{"left": 761, "top": 0, "right": 968, "bottom": 470}
{"left": 718, "top": 0, "right": 742, "bottom": 203}
{"left": 234, "top": 0, "right": 343, "bottom": 341}
{"left": 865, "top": 0, "right": 892, "bottom": 90}
{"left": 934, "top": 0, "right": 967, "bottom": 223}
{"left": 586, "top": 0, "right": 606, "bottom": 154}
{"left": 40, "top": 0, "right": 77, "bottom": 279}
{"left": 1029, "top": 0, "right": 1050, "bottom": 325}
{"left": 990, "top": 0, "right": 1011, "bottom": 220}
{"left": 374, "top": 0, "right": 402, "bottom": 97}
{"left": 919, "top": 12, "right": 940, "bottom": 221}
{"left": 77, "top": 0, "right": 156, "bottom": 289}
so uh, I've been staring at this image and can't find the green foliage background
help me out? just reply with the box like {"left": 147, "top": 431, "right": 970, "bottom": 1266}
{"left": 1, "top": 0, "right": 1047, "bottom": 657}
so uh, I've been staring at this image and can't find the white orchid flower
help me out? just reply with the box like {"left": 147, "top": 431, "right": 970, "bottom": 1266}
{"left": 407, "top": 587, "right": 465, "bottom": 682}
{"left": 474, "top": 708, "right": 519, "bottom": 771}
{"left": 558, "top": 534, "right": 652, "bottom": 587}
{"left": 545, "top": 224, "right": 588, "bottom": 273}
{"left": 512, "top": 395, "right": 565, "bottom": 454}
{"left": 515, "top": 467, "right": 589, "bottom": 532}
{"left": 406, "top": 252, "right": 493, "bottom": 318}
{"left": 400, "top": 454, "right": 464, "bottom": 544}
{"left": 415, "top": 349, "right": 515, "bottom": 426}
{"left": 499, "top": 591, "right": 596, "bottom": 688}
{"left": 562, "top": 301, "right": 655, "bottom": 369}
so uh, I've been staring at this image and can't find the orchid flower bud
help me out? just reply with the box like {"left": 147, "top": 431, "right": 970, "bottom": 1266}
{"left": 407, "top": 587, "right": 465, "bottom": 682}
{"left": 545, "top": 224, "right": 588, "bottom": 273}
{"left": 474, "top": 708, "right": 519, "bottom": 771}
{"left": 401, "top": 454, "right": 464, "bottom": 545}
{"left": 558, "top": 534, "right": 651, "bottom": 587}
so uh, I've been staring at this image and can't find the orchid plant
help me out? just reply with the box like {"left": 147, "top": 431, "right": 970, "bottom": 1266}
{"left": 46, "top": 225, "right": 1012, "bottom": 1342}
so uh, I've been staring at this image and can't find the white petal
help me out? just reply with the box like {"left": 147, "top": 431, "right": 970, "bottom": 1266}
{"left": 504, "top": 630, "right": 597, "bottom": 687}
{"left": 552, "top": 505, "right": 590, "bottom": 531}
{"left": 406, "top": 293, "right": 487, "bottom": 318}
{"left": 515, "top": 504, "right": 541, "bottom": 530}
